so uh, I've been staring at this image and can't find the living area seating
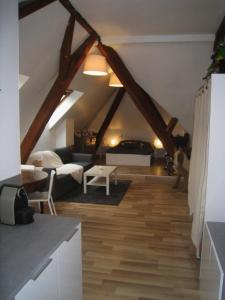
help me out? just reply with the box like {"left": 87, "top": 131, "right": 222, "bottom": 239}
{"left": 106, "top": 140, "right": 154, "bottom": 166}
{"left": 28, "top": 170, "right": 57, "bottom": 215}
{"left": 27, "top": 147, "right": 94, "bottom": 200}
{"left": 54, "top": 147, "right": 94, "bottom": 171}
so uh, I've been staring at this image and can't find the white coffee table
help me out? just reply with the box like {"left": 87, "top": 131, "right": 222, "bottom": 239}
{"left": 83, "top": 165, "right": 117, "bottom": 196}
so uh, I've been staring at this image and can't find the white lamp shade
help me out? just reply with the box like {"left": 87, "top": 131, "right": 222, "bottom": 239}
{"left": 83, "top": 54, "right": 108, "bottom": 76}
{"left": 109, "top": 73, "right": 123, "bottom": 87}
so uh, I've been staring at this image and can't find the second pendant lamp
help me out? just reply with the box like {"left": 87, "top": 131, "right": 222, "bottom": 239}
{"left": 109, "top": 73, "right": 123, "bottom": 87}
{"left": 83, "top": 54, "right": 108, "bottom": 76}
{"left": 83, "top": 52, "right": 123, "bottom": 87}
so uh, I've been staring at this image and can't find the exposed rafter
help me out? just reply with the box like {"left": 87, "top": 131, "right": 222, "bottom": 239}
{"left": 166, "top": 117, "right": 178, "bottom": 134}
{"left": 21, "top": 33, "right": 96, "bottom": 163}
{"left": 59, "top": 0, "right": 99, "bottom": 38}
{"left": 95, "top": 88, "right": 126, "bottom": 151}
{"left": 20, "top": 0, "right": 176, "bottom": 159}
{"left": 19, "top": 0, "right": 57, "bottom": 19}
{"left": 97, "top": 43, "right": 175, "bottom": 156}
{"left": 59, "top": 15, "right": 76, "bottom": 79}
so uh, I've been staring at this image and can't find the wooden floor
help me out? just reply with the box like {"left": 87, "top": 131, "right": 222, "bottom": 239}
{"left": 55, "top": 173, "right": 200, "bottom": 300}
{"left": 117, "top": 160, "right": 168, "bottom": 177}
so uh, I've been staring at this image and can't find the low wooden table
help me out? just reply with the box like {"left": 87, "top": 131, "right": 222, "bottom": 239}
{"left": 83, "top": 165, "right": 117, "bottom": 196}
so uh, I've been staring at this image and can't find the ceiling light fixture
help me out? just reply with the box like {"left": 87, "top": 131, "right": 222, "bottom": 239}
{"left": 109, "top": 73, "right": 123, "bottom": 87}
{"left": 83, "top": 54, "right": 108, "bottom": 76}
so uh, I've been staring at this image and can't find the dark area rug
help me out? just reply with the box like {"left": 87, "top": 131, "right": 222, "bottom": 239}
{"left": 58, "top": 180, "right": 132, "bottom": 206}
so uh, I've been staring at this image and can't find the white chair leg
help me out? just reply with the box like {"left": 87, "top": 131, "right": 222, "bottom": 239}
{"left": 50, "top": 197, "right": 57, "bottom": 216}
{"left": 47, "top": 199, "right": 54, "bottom": 215}
{"left": 37, "top": 202, "right": 41, "bottom": 212}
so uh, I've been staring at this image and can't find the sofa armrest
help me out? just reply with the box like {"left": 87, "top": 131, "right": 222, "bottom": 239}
{"left": 72, "top": 153, "right": 94, "bottom": 162}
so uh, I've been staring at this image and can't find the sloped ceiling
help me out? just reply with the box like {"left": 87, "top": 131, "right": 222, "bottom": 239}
{"left": 112, "top": 42, "right": 212, "bottom": 132}
{"left": 65, "top": 67, "right": 114, "bottom": 129}
{"left": 19, "top": 0, "right": 225, "bottom": 143}
{"left": 19, "top": 1, "right": 114, "bottom": 140}
{"left": 69, "top": 0, "right": 224, "bottom": 132}
{"left": 70, "top": 0, "right": 225, "bottom": 36}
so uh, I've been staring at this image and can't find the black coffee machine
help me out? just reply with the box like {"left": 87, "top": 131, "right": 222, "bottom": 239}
{"left": 0, "top": 184, "right": 34, "bottom": 225}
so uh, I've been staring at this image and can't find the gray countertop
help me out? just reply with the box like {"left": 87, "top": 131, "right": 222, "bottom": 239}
{"left": 207, "top": 222, "right": 225, "bottom": 273}
{"left": 0, "top": 214, "right": 80, "bottom": 300}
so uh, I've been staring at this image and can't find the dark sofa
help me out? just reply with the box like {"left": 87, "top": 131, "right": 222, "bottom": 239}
{"left": 44, "top": 147, "right": 94, "bottom": 200}
{"left": 54, "top": 147, "right": 94, "bottom": 171}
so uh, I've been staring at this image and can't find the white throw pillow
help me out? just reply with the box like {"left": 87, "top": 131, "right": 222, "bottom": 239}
{"left": 27, "top": 151, "right": 63, "bottom": 168}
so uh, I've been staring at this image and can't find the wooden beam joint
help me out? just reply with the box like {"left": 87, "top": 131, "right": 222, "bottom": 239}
{"left": 97, "top": 42, "right": 175, "bottom": 156}
{"left": 166, "top": 117, "right": 178, "bottom": 134}
{"left": 59, "top": 0, "right": 99, "bottom": 38}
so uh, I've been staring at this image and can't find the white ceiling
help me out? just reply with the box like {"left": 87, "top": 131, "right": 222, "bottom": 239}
{"left": 71, "top": 0, "right": 225, "bottom": 36}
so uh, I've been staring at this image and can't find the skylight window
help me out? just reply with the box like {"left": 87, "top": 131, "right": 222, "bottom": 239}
{"left": 60, "top": 89, "right": 73, "bottom": 103}
{"left": 19, "top": 74, "right": 29, "bottom": 89}
{"left": 48, "top": 90, "right": 83, "bottom": 130}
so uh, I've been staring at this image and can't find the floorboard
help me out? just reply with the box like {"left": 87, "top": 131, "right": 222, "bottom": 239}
{"left": 55, "top": 172, "right": 200, "bottom": 299}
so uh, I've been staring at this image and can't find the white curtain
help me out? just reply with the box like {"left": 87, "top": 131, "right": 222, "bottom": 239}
{"left": 188, "top": 81, "right": 211, "bottom": 257}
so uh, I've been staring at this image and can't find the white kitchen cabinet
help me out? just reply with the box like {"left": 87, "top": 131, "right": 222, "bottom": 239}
{"left": 57, "top": 224, "right": 82, "bottom": 300}
{"left": 15, "top": 225, "right": 82, "bottom": 300}
{"left": 200, "top": 223, "right": 224, "bottom": 300}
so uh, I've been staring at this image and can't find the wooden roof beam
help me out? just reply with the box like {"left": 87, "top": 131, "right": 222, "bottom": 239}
{"left": 59, "top": 15, "right": 76, "bottom": 79}
{"left": 97, "top": 43, "right": 175, "bottom": 156}
{"left": 59, "top": 0, "right": 99, "bottom": 38}
{"left": 95, "top": 88, "right": 126, "bottom": 151}
{"left": 21, "top": 33, "right": 96, "bottom": 163}
{"left": 19, "top": 0, "right": 57, "bottom": 19}
{"left": 166, "top": 117, "right": 178, "bottom": 134}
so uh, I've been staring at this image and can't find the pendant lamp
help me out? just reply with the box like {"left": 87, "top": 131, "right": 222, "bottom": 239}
{"left": 83, "top": 54, "right": 108, "bottom": 76}
{"left": 109, "top": 73, "right": 123, "bottom": 87}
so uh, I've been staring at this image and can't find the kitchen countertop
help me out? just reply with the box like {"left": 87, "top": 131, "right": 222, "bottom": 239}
{"left": 0, "top": 214, "right": 80, "bottom": 300}
{"left": 207, "top": 222, "right": 225, "bottom": 273}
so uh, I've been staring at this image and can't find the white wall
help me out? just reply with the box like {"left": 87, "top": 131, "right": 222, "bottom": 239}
{"left": 0, "top": 1, "right": 20, "bottom": 180}
{"left": 55, "top": 119, "right": 75, "bottom": 149}
{"left": 33, "top": 118, "right": 75, "bottom": 152}
{"left": 66, "top": 119, "right": 75, "bottom": 146}
{"left": 205, "top": 75, "right": 225, "bottom": 222}
{"left": 55, "top": 122, "right": 67, "bottom": 149}
{"left": 33, "top": 123, "right": 56, "bottom": 152}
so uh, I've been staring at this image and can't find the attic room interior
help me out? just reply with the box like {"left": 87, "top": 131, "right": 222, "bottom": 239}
{"left": 1, "top": 0, "right": 225, "bottom": 299}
